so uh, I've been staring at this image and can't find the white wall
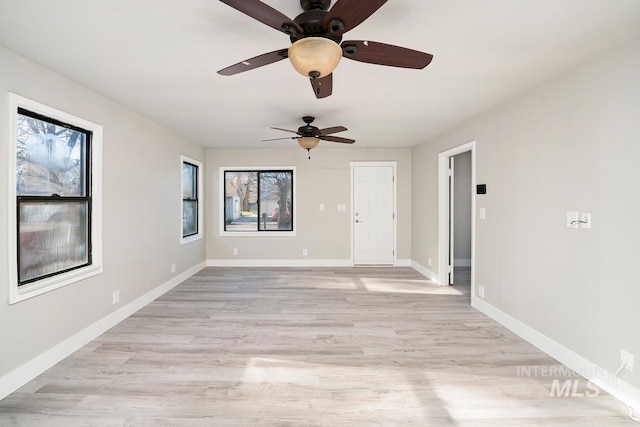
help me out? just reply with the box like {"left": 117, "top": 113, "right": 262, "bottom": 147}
{"left": 206, "top": 148, "right": 412, "bottom": 264}
{"left": 0, "top": 47, "right": 206, "bottom": 386}
{"left": 412, "top": 34, "right": 640, "bottom": 394}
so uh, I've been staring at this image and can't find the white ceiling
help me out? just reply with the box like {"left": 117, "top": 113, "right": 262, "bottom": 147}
{"left": 1, "top": 0, "right": 640, "bottom": 150}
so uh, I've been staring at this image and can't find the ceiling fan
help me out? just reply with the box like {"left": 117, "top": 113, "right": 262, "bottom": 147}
{"left": 262, "top": 115, "right": 355, "bottom": 158}
{"left": 217, "top": 0, "right": 433, "bottom": 99}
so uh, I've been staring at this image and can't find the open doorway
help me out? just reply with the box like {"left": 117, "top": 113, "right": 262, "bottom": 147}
{"left": 438, "top": 142, "right": 475, "bottom": 300}
{"left": 450, "top": 151, "right": 472, "bottom": 287}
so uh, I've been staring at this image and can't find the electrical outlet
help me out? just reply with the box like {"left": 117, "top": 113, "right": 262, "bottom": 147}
{"left": 112, "top": 290, "right": 120, "bottom": 305}
{"left": 621, "top": 349, "right": 634, "bottom": 371}
{"left": 581, "top": 213, "right": 591, "bottom": 229}
{"left": 233, "top": 248, "right": 238, "bottom": 256}
{"left": 428, "top": 257, "right": 432, "bottom": 267}
{"left": 171, "top": 263, "right": 176, "bottom": 273}
{"left": 478, "top": 286, "right": 485, "bottom": 298}
{"left": 302, "top": 248, "right": 308, "bottom": 256}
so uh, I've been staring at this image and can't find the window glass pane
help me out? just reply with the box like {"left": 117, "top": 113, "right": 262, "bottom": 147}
{"left": 183, "top": 200, "right": 198, "bottom": 237}
{"left": 19, "top": 201, "right": 89, "bottom": 284}
{"left": 182, "top": 162, "right": 196, "bottom": 199}
{"left": 259, "top": 171, "right": 292, "bottom": 231}
{"left": 224, "top": 171, "right": 258, "bottom": 231}
{"left": 16, "top": 112, "right": 86, "bottom": 197}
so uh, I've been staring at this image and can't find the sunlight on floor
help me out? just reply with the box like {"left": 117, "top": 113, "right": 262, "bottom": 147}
{"left": 360, "top": 278, "right": 465, "bottom": 295}
{"left": 306, "top": 276, "right": 360, "bottom": 290}
{"left": 240, "top": 357, "right": 431, "bottom": 414}
{"left": 241, "top": 357, "right": 320, "bottom": 385}
{"left": 307, "top": 275, "right": 466, "bottom": 295}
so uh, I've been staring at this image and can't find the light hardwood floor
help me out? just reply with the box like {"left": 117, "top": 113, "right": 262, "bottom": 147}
{"left": 0, "top": 267, "right": 635, "bottom": 426}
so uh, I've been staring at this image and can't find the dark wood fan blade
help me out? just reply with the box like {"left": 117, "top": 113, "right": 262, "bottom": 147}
{"left": 219, "top": 0, "right": 303, "bottom": 35}
{"left": 318, "top": 126, "right": 348, "bottom": 135}
{"left": 262, "top": 137, "right": 298, "bottom": 142}
{"left": 320, "top": 135, "right": 355, "bottom": 144}
{"left": 323, "top": 0, "right": 387, "bottom": 35}
{"left": 310, "top": 74, "right": 333, "bottom": 99}
{"left": 217, "top": 49, "right": 288, "bottom": 76}
{"left": 341, "top": 40, "right": 433, "bottom": 69}
{"left": 270, "top": 127, "right": 300, "bottom": 134}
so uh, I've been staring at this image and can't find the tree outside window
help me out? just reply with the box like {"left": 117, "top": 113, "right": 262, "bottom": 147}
{"left": 15, "top": 108, "right": 92, "bottom": 285}
{"left": 223, "top": 169, "right": 293, "bottom": 232}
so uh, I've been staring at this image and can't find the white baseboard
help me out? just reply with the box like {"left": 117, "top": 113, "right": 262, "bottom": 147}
{"left": 454, "top": 258, "right": 471, "bottom": 267}
{"left": 207, "top": 258, "right": 413, "bottom": 268}
{"left": 206, "top": 259, "right": 354, "bottom": 268}
{"left": 472, "top": 297, "right": 640, "bottom": 414}
{"left": 0, "top": 261, "right": 206, "bottom": 400}
{"left": 410, "top": 260, "right": 439, "bottom": 283}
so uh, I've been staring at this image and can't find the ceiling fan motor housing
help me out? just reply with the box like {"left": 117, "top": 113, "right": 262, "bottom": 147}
{"left": 289, "top": 11, "right": 342, "bottom": 43}
{"left": 300, "top": 0, "right": 331, "bottom": 12}
{"left": 298, "top": 125, "right": 319, "bottom": 136}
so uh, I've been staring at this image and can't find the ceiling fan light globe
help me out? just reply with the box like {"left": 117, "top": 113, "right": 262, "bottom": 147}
{"left": 297, "top": 137, "right": 320, "bottom": 149}
{"left": 288, "top": 37, "right": 342, "bottom": 78}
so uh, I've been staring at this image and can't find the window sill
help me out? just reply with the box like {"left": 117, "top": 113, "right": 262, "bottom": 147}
{"left": 181, "top": 233, "right": 203, "bottom": 245}
{"left": 9, "top": 264, "right": 103, "bottom": 305}
{"left": 220, "top": 231, "right": 297, "bottom": 237}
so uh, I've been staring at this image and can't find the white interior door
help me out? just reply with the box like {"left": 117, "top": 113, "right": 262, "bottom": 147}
{"left": 353, "top": 165, "right": 395, "bottom": 265}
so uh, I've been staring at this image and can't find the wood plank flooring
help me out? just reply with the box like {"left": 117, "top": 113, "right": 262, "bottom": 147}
{"left": 0, "top": 267, "right": 634, "bottom": 426}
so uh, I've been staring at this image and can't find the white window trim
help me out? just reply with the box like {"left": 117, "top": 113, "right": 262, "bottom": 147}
{"left": 7, "top": 93, "right": 103, "bottom": 304}
{"left": 181, "top": 155, "right": 203, "bottom": 245}
{"left": 219, "top": 166, "right": 296, "bottom": 237}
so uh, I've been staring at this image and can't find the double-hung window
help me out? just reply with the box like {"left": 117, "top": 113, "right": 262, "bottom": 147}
{"left": 221, "top": 168, "right": 295, "bottom": 234}
{"left": 9, "top": 94, "right": 103, "bottom": 303}
{"left": 181, "top": 156, "right": 203, "bottom": 243}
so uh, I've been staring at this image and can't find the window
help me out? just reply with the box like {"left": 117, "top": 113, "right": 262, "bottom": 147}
{"left": 8, "top": 94, "right": 103, "bottom": 304}
{"left": 181, "top": 156, "right": 203, "bottom": 244}
{"left": 222, "top": 168, "right": 294, "bottom": 234}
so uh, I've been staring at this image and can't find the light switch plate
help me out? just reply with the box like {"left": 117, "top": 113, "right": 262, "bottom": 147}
{"left": 567, "top": 211, "right": 579, "bottom": 228}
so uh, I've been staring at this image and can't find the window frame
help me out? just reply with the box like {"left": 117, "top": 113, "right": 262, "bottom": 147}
{"left": 8, "top": 93, "right": 103, "bottom": 304}
{"left": 219, "top": 166, "right": 296, "bottom": 236}
{"left": 181, "top": 155, "right": 203, "bottom": 244}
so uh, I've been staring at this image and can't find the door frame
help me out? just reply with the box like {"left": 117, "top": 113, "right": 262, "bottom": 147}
{"left": 449, "top": 155, "right": 456, "bottom": 285}
{"left": 350, "top": 161, "right": 398, "bottom": 266}
{"left": 438, "top": 142, "right": 476, "bottom": 297}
